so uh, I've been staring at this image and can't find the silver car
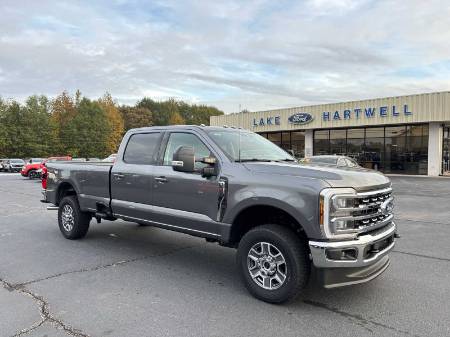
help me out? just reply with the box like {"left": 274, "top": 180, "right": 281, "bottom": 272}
{"left": 306, "top": 155, "right": 360, "bottom": 168}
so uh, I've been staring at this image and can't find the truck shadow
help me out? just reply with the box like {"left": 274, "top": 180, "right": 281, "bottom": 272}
{"left": 83, "top": 220, "right": 386, "bottom": 308}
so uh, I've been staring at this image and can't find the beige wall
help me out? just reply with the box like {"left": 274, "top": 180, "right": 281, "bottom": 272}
{"left": 210, "top": 92, "right": 450, "bottom": 131}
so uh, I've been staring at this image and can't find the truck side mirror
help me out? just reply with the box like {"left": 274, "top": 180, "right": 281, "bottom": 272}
{"left": 172, "top": 146, "right": 195, "bottom": 173}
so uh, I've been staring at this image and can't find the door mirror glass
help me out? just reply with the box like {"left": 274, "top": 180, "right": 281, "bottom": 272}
{"left": 172, "top": 146, "right": 195, "bottom": 172}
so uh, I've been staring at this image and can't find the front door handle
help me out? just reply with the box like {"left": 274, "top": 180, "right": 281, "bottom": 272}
{"left": 113, "top": 173, "right": 125, "bottom": 180}
{"left": 154, "top": 176, "right": 168, "bottom": 183}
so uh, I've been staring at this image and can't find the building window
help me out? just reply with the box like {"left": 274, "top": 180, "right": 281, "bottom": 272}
{"left": 329, "top": 130, "right": 346, "bottom": 155}
{"left": 443, "top": 126, "right": 450, "bottom": 174}
{"left": 313, "top": 124, "right": 429, "bottom": 175}
{"left": 291, "top": 131, "right": 305, "bottom": 158}
{"left": 281, "top": 132, "right": 291, "bottom": 150}
{"left": 364, "top": 127, "right": 384, "bottom": 171}
{"left": 267, "top": 132, "right": 281, "bottom": 146}
{"left": 313, "top": 130, "right": 329, "bottom": 155}
{"left": 346, "top": 128, "right": 365, "bottom": 165}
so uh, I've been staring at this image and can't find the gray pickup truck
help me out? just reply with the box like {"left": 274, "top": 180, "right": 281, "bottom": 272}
{"left": 42, "top": 125, "right": 397, "bottom": 303}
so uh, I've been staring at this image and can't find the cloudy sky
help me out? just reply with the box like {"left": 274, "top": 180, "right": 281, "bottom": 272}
{"left": 1, "top": 0, "right": 449, "bottom": 113}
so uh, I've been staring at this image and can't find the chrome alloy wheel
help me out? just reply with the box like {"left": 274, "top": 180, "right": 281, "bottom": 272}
{"left": 247, "top": 242, "right": 287, "bottom": 290}
{"left": 61, "top": 204, "right": 75, "bottom": 232}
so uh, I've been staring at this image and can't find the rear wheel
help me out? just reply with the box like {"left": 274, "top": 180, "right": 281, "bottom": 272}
{"left": 237, "top": 224, "right": 310, "bottom": 303}
{"left": 58, "top": 196, "right": 91, "bottom": 239}
{"left": 28, "top": 170, "right": 36, "bottom": 179}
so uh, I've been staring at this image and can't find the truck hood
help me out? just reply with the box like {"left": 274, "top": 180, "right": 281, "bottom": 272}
{"left": 243, "top": 162, "right": 390, "bottom": 192}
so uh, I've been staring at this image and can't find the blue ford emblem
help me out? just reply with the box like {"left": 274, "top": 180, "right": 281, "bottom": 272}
{"left": 288, "top": 112, "right": 314, "bottom": 125}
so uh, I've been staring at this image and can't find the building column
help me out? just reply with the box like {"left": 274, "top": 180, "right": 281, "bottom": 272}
{"left": 427, "top": 122, "right": 443, "bottom": 176}
{"left": 305, "top": 129, "right": 313, "bottom": 158}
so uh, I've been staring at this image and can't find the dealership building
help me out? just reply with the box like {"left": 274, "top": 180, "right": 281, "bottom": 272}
{"left": 210, "top": 91, "right": 450, "bottom": 176}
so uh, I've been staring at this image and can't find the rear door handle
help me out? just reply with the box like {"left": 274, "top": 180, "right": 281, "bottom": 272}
{"left": 113, "top": 173, "right": 125, "bottom": 180}
{"left": 154, "top": 176, "right": 168, "bottom": 183}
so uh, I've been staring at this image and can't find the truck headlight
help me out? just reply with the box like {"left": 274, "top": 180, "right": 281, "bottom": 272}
{"left": 319, "top": 188, "right": 358, "bottom": 240}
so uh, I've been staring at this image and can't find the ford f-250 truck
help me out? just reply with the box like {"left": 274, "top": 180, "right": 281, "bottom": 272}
{"left": 41, "top": 125, "right": 397, "bottom": 303}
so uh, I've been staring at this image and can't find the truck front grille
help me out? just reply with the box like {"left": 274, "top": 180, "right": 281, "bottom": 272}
{"left": 331, "top": 187, "right": 394, "bottom": 234}
{"left": 353, "top": 188, "right": 393, "bottom": 233}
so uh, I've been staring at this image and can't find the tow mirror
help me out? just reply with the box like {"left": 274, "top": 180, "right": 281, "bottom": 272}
{"left": 172, "top": 146, "right": 195, "bottom": 172}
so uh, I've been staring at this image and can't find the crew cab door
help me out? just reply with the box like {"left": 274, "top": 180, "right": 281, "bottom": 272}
{"left": 110, "top": 131, "right": 162, "bottom": 221}
{"left": 151, "top": 131, "right": 222, "bottom": 237}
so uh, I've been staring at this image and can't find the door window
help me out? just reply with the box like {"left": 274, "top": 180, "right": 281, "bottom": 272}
{"left": 163, "top": 133, "right": 211, "bottom": 169}
{"left": 123, "top": 133, "right": 161, "bottom": 165}
{"left": 337, "top": 158, "right": 347, "bottom": 167}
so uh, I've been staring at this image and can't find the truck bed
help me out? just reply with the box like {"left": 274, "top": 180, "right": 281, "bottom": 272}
{"left": 46, "top": 161, "right": 113, "bottom": 212}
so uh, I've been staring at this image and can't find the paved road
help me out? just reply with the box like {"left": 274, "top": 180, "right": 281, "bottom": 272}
{"left": 1, "top": 173, "right": 449, "bottom": 337}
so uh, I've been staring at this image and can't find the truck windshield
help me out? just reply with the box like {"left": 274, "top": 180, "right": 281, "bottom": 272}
{"left": 206, "top": 129, "right": 295, "bottom": 162}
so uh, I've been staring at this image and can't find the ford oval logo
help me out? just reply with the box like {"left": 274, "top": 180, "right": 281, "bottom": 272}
{"left": 288, "top": 112, "right": 314, "bottom": 125}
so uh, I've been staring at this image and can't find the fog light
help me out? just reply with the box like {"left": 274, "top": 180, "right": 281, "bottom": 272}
{"left": 326, "top": 248, "right": 358, "bottom": 261}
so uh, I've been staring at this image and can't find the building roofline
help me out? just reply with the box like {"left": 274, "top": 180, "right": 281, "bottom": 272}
{"left": 218, "top": 90, "right": 450, "bottom": 116}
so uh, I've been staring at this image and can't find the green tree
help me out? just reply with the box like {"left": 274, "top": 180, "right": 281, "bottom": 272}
{"left": 168, "top": 112, "right": 185, "bottom": 125}
{"left": 23, "top": 95, "right": 57, "bottom": 156}
{"left": 64, "top": 98, "right": 111, "bottom": 158}
{"left": 119, "top": 106, "right": 153, "bottom": 131}
{"left": 98, "top": 93, "right": 124, "bottom": 154}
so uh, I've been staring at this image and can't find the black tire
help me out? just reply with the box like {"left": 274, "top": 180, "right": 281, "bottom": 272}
{"left": 28, "top": 170, "right": 35, "bottom": 179}
{"left": 237, "top": 224, "right": 310, "bottom": 304}
{"left": 58, "top": 196, "right": 91, "bottom": 240}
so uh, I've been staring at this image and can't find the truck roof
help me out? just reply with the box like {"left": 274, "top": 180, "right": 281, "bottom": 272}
{"left": 127, "top": 125, "right": 246, "bottom": 133}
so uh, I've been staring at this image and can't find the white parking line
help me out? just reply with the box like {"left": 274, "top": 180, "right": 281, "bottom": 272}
{"left": 0, "top": 173, "right": 21, "bottom": 176}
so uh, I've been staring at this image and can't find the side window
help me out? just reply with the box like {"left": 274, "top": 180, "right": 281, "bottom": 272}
{"left": 337, "top": 158, "right": 347, "bottom": 167}
{"left": 123, "top": 133, "right": 161, "bottom": 165}
{"left": 163, "top": 133, "right": 211, "bottom": 169}
{"left": 346, "top": 158, "right": 358, "bottom": 168}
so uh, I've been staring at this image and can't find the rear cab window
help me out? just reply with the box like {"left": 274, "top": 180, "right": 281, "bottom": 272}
{"left": 123, "top": 132, "right": 161, "bottom": 165}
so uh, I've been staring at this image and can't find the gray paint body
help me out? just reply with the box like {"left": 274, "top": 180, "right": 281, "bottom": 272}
{"left": 44, "top": 126, "right": 390, "bottom": 243}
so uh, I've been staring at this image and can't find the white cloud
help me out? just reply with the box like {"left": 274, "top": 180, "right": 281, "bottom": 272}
{"left": 0, "top": 0, "right": 449, "bottom": 113}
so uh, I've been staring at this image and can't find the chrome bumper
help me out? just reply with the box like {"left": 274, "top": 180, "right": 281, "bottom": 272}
{"left": 309, "top": 222, "right": 396, "bottom": 268}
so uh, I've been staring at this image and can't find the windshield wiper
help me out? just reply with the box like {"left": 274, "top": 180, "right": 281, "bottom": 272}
{"left": 276, "top": 158, "right": 296, "bottom": 162}
{"left": 235, "top": 158, "right": 273, "bottom": 162}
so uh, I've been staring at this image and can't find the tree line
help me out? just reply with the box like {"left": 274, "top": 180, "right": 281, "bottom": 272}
{"left": 0, "top": 91, "right": 223, "bottom": 158}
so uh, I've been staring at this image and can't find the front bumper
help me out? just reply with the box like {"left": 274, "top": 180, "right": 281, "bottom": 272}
{"left": 309, "top": 222, "right": 396, "bottom": 288}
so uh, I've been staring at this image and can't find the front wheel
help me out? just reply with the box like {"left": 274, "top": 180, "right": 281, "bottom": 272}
{"left": 58, "top": 196, "right": 91, "bottom": 240}
{"left": 237, "top": 224, "right": 310, "bottom": 303}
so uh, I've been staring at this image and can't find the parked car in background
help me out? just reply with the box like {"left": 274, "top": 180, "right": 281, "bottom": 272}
{"left": 43, "top": 156, "right": 72, "bottom": 166}
{"left": 23, "top": 156, "right": 72, "bottom": 179}
{"left": 0, "top": 159, "right": 8, "bottom": 172}
{"left": 102, "top": 153, "right": 117, "bottom": 162}
{"left": 21, "top": 158, "right": 44, "bottom": 178}
{"left": 4, "top": 159, "right": 26, "bottom": 172}
{"left": 304, "top": 155, "right": 360, "bottom": 168}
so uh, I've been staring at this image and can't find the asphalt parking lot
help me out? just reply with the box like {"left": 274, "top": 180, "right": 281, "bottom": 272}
{"left": 1, "top": 173, "right": 449, "bottom": 337}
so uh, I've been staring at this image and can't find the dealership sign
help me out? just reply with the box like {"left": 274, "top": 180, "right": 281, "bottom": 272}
{"left": 288, "top": 112, "right": 314, "bottom": 125}
{"left": 253, "top": 116, "right": 281, "bottom": 127}
{"left": 252, "top": 112, "right": 313, "bottom": 127}
{"left": 322, "top": 104, "right": 412, "bottom": 121}
{"left": 252, "top": 104, "right": 412, "bottom": 127}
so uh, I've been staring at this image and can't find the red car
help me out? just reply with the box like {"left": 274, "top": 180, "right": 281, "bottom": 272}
{"left": 22, "top": 156, "right": 71, "bottom": 179}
